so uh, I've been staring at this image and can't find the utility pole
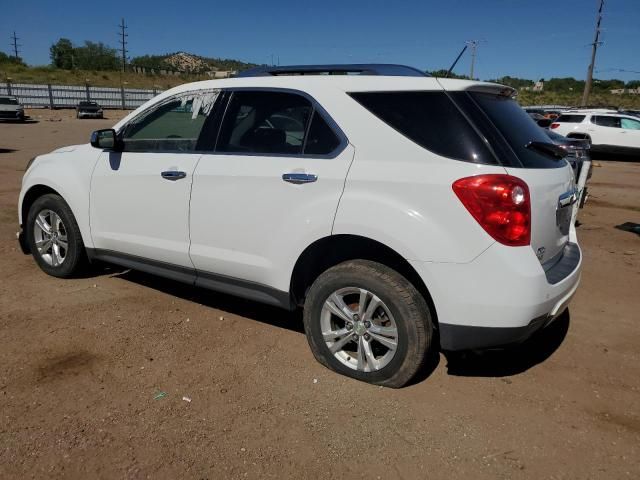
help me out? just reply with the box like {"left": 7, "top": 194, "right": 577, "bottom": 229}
{"left": 581, "top": 0, "right": 605, "bottom": 106}
{"left": 466, "top": 40, "right": 480, "bottom": 80}
{"left": 118, "top": 18, "right": 128, "bottom": 72}
{"left": 10, "top": 31, "right": 21, "bottom": 60}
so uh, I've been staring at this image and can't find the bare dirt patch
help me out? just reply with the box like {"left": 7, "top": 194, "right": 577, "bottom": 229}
{"left": 0, "top": 110, "right": 639, "bottom": 479}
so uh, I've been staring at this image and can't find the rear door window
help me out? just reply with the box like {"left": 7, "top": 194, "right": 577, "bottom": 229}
{"left": 217, "top": 91, "right": 312, "bottom": 155}
{"left": 350, "top": 91, "right": 496, "bottom": 164}
{"left": 592, "top": 116, "right": 621, "bottom": 128}
{"left": 556, "top": 114, "right": 586, "bottom": 123}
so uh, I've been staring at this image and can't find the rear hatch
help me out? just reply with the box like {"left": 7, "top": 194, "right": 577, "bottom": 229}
{"left": 443, "top": 84, "right": 576, "bottom": 264}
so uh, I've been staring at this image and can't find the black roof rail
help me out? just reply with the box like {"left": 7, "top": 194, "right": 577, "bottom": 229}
{"left": 236, "top": 64, "right": 429, "bottom": 78}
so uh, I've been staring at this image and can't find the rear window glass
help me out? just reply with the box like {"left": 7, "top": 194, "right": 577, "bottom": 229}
{"left": 469, "top": 92, "right": 565, "bottom": 169}
{"left": 556, "top": 114, "right": 586, "bottom": 123}
{"left": 0, "top": 97, "right": 19, "bottom": 105}
{"left": 349, "top": 91, "right": 495, "bottom": 164}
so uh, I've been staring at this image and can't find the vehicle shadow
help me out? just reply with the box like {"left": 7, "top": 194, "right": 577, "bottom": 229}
{"left": 443, "top": 310, "right": 570, "bottom": 377}
{"left": 93, "top": 265, "right": 568, "bottom": 382}
{"left": 109, "top": 267, "right": 305, "bottom": 334}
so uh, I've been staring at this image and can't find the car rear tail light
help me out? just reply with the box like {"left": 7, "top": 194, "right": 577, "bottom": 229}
{"left": 452, "top": 174, "right": 531, "bottom": 246}
{"left": 550, "top": 123, "right": 560, "bottom": 129}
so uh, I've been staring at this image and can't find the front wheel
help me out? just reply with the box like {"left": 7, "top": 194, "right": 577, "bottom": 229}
{"left": 26, "top": 194, "right": 87, "bottom": 278}
{"left": 303, "top": 260, "right": 434, "bottom": 388}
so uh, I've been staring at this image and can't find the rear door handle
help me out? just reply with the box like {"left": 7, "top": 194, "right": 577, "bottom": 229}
{"left": 161, "top": 170, "right": 187, "bottom": 181}
{"left": 282, "top": 173, "right": 318, "bottom": 184}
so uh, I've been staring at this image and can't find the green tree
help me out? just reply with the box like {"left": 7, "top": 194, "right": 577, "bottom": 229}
{"left": 0, "top": 50, "right": 26, "bottom": 66}
{"left": 73, "top": 41, "right": 119, "bottom": 71}
{"left": 427, "top": 69, "right": 470, "bottom": 79}
{"left": 50, "top": 38, "right": 74, "bottom": 69}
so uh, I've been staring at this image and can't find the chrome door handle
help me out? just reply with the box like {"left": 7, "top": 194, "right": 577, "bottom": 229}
{"left": 161, "top": 170, "right": 187, "bottom": 181}
{"left": 282, "top": 173, "right": 318, "bottom": 184}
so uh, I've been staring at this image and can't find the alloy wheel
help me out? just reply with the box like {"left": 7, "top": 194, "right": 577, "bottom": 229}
{"left": 320, "top": 287, "right": 399, "bottom": 372}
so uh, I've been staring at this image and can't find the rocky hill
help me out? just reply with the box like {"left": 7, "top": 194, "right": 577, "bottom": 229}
{"left": 130, "top": 52, "right": 255, "bottom": 74}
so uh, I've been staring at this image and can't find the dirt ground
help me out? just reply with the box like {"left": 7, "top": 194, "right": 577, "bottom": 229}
{"left": 1, "top": 109, "right": 639, "bottom": 479}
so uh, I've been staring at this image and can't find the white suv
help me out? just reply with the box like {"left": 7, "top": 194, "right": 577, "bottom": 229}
{"left": 18, "top": 64, "right": 582, "bottom": 387}
{"left": 551, "top": 110, "right": 640, "bottom": 155}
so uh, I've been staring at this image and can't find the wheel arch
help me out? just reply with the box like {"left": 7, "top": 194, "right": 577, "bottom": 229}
{"left": 20, "top": 184, "right": 62, "bottom": 227}
{"left": 290, "top": 234, "right": 439, "bottom": 326}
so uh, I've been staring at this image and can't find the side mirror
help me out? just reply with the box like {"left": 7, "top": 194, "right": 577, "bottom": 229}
{"left": 90, "top": 129, "right": 122, "bottom": 151}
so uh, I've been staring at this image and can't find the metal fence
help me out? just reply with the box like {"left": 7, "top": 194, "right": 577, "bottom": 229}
{"left": 0, "top": 81, "right": 163, "bottom": 109}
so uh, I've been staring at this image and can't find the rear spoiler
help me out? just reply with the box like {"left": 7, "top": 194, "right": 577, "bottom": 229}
{"left": 435, "top": 78, "right": 516, "bottom": 97}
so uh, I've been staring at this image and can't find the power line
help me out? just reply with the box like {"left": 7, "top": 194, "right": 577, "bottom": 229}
{"left": 465, "top": 40, "right": 485, "bottom": 80}
{"left": 10, "top": 31, "right": 21, "bottom": 59}
{"left": 581, "top": 0, "right": 605, "bottom": 106}
{"left": 118, "top": 18, "right": 128, "bottom": 72}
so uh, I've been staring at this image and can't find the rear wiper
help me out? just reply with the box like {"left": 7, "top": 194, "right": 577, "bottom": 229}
{"left": 525, "top": 141, "right": 568, "bottom": 160}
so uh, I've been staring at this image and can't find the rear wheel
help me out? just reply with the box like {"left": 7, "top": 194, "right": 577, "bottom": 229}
{"left": 26, "top": 194, "right": 87, "bottom": 278}
{"left": 303, "top": 260, "right": 433, "bottom": 388}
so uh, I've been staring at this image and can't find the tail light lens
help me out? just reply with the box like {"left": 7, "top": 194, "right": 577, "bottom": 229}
{"left": 452, "top": 174, "right": 531, "bottom": 246}
{"left": 550, "top": 123, "right": 560, "bottom": 129}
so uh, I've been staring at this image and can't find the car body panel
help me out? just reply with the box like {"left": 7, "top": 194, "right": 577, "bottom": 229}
{"left": 90, "top": 150, "right": 201, "bottom": 268}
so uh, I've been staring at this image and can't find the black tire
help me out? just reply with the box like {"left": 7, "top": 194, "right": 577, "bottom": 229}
{"left": 303, "top": 260, "right": 433, "bottom": 388}
{"left": 26, "top": 193, "right": 87, "bottom": 278}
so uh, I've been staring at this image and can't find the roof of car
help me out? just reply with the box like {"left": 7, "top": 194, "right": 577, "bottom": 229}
{"left": 112, "top": 67, "right": 511, "bottom": 130}
{"left": 236, "top": 64, "right": 429, "bottom": 78}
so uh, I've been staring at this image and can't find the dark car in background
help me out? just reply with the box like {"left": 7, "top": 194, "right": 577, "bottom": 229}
{"left": 76, "top": 101, "right": 104, "bottom": 119}
{"left": 0, "top": 95, "right": 25, "bottom": 121}
{"left": 547, "top": 129, "right": 592, "bottom": 214}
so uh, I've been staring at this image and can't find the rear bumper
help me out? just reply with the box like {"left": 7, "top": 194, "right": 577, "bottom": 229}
{"left": 411, "top": 241, "right": 582, "bottom": 351}
{"left": 77, "top": 111, "right": 103, "bottom": 118}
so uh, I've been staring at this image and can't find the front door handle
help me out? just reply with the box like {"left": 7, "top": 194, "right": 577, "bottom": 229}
{"left": 282, "top": 173, "right": 318, "bottom": 184}
{"left": 161, "top": 170, "right": 187, "bottom": 181}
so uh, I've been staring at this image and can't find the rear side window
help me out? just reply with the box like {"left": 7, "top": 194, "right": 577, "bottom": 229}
{"left": 592, "top": 116, "right": 621, "bottom": 128}
{"left": 556, "top": 114, "right": 586, "bottom": 123}
{"left": 468, "top": 92, "right": 564, "bottom": 169}
{"left": 350, "top": 91, "right": 495, "bottom": 164}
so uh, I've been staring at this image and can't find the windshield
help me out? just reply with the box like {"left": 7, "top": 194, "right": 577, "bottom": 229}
{"left": 79, "top": 101, "right": 98, "bottom": 106}
{"left": 0, "top": 97, "right": 19, "bottom": 105}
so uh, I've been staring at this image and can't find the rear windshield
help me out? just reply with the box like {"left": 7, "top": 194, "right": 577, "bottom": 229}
{"left": 79, "top": 101, "right": 98, "bottom": 106}
{"left": 556, "top": 114, "right": 586, "bottom": 123}
{"left": 467, "top": 92, "right": 566, "bottom": 169}
{"left": 349, "top": 91, "right": 495, "bottom": 164}
{"left": 0, "top": 97, "right": 19, "bottom": 105}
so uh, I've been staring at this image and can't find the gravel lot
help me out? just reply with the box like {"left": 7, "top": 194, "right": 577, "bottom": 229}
{"left": 1, "top": 109, "right": 639, "bottom": 479}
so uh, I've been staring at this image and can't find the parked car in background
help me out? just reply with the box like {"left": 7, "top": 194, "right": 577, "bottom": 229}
{"left": 529, "top": 112, "right": 552, "bottom": 128}
{"left": 18, "top": 64, "right": 583, "bottom": 387}
{"left": 0, "top": 95, "right": 25, "bottom": 121}
{"left": 76, "top": 101, "right": 104, "bottom": 119}
{"left": 551, "top": 111, "right": 640, "bottom": 156}
{"left": 546, "top": 130, "right": 592, "bottom": 217}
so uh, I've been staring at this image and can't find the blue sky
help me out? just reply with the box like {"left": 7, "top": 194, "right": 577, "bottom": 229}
{"left": 1, "top": 0, "right": 638, "bottom": 81}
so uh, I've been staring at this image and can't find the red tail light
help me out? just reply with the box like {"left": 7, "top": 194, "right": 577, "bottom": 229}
{"left": 550, "top": 123, "right": 560, "bottom": 129}
{"left": 452, "top": 174, "right": 531, "bottom": 246}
